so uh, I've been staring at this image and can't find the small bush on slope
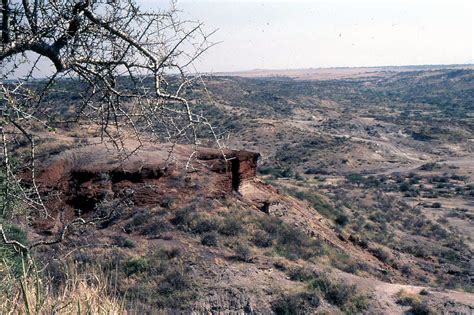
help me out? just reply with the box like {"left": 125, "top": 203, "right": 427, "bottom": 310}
{"left": 257, "top": 215, "right": 327, "bottom": 260}
{"left": 286, "top": 267, "right": 370, "bottom": 314}
{"left": 395, "top": 290, "right": 435, "bottom": 315}
{"left": 201, "top": 231, "right": 219, "bottom": 247}
{"left": 272, "top": 292, "right": 320, "bottom": 315}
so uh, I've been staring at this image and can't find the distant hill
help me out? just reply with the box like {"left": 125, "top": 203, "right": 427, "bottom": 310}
{"left": 214, "top": 64, "right": 474, "bottom": 80}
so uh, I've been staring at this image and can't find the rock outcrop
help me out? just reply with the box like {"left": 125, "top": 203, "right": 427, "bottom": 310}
{"left": 31, "top": 140, "right": 259, "bottom": 232}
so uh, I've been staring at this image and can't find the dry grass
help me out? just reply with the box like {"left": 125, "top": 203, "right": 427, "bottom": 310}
{"left": 0, "top": 259, "right": 125, "bottom": 314}
{"left": 395, "top": 289, "right": 421, "bottom": 306}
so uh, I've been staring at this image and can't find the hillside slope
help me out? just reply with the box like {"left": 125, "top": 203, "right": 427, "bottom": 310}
{"left": 7, "top": 135, "right": 471, "bottom": 314}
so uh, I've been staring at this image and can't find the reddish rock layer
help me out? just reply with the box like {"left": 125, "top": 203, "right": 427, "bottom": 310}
{"left": 31, "top": 141, "right": 259, "bottom": 233}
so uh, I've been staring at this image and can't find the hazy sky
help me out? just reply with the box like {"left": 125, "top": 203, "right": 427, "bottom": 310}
{"left": 6, "top": 0, "right": 473, "bottom": 78}
{"left": 142, "top": 0, "right": 473, "bottom": 72}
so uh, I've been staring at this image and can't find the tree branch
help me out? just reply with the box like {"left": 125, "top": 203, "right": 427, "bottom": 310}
{"left": 1, "top": 0, "right": 10, "bottom": 44}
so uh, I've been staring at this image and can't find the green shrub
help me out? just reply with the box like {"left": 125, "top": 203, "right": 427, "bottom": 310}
{"left": 158, "top": 247, "right": 181, "bottom": 260}
{"left": 219, "top": 216, "right": 244, "bottom": 236}
{"left": 160, "top": 196, "right": 174, "bottom": 209}
{"left": 330, "top": 253, "right": 367, "bottom": 275}
{"left": 324, "top": 284, "right": 357, "bottom": 306}
{"left": 171, "top": 205, "right": 198, "bottom": 229}
{"left": 158, "top": 270, "right": 190, "bottom": 293}
{"left": 288, "top": 266, "right": 315, "bottom": 282}
{"left": 395, "top": 289, "right": 422, "bottom": 305}
{"left": 419, "top": 289, "right": 430, "bottom": 296}
{"left": 252, "top": 230, "right": 274, "bottom": 248}
{"left": 141, "top": 220, "right": 173, "bottom": 236}
{"left": 124, "top": 258, "right": 149, "bottom": 276}
{"left": 286, "top": 268, "right": 369, "bottom": 313}
{"left": 201, "top": 232, "right": 219, "bottom": 247}
{"left": 419, "top": 163, "right": 438, "bottom": 171}
{"left": 304, "top": 167, "right": 329, "bottom": 175}
{"left": 346, "top": 173, "right": 364, "bottom": 186}
{"left": 123, "top": 208, "right": 174, "bottom": 236}
{"left": 272, "top": 292, "right": 320, "bottom": 315}
{"left": 234, "top": 244, "right": 253, "bottom": 262}
{"left": 257, "top": 166, "right": 293, "bottom": 178}
{"left": 400, "top": 264, "right": 412, "bottom": 275}
{"left": 0, "top": 223, "right": 28, "bottom": 276}
{"left": 113, "top": 247, "right": 195, "bottom": 308}
{"left": 288, "top": 189, "right": 339, "bottom": 221}
{"left": 399, "top": 182, "right": 411, "bottom": 192}
{"left": 335, "top": 214, "right": 349, "bottom": 226}
{"left": 395, "top": 290, "right": 435, "bottom": 315}
{"left": 258, "top": 166, "right": 276, "bottom": 175}
{"left": 275, "top": 225, "right": 326, "bottom": 260}
{"left": 409, "top": 302, "right": 435, "bottom": 315}
{"left": 309, "top": 275, "right": 369, "bottom": 313}
{"left": 370, "top": 247, "right": 392, "bottom": 263}
{"left": 124, "top": 210, "right": 153, "bottom": 233}
{"left": 123, "top": 239, "right": 136, "bottom": 248}
{"left": 113, "top": 235, "right": 136, "bottom": 248}
{"left": 258, "top": 216, "right": 283, "bottom": 236}
{"left": 258, "top": 216, "right": 326, "bottom": 260}
{"left": 294, "top": 172, "right": 304, "bottom": 181}
{"left": 192, "top": 217, "right": 219, "bottom": 234}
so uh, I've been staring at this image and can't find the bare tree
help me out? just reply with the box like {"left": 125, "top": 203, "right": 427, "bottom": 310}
{"left": 0, "top": 0, "right": 223, "bottom": 252}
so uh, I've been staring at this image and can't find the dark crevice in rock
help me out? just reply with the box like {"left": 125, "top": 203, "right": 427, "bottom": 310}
{"left": 68, "top": 194, "right": 100, "bottom": 213}
{"left": 70, "top": 170, "right": 96, "bottom": 185}
{"left": 66, "top": 168, "right": 164, "bottom": 213}
{"left": 231, "top": 158, "right": 241, "bottom": 191}
{"left": 110, "top": 168, "right": 163, "bottom": 183}
{"left": 260, "top": 201, "right": 270, "bottom": 214}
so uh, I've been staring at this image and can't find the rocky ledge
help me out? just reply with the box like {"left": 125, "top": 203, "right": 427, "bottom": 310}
{"left": 29, "top": 140, "right": 259, "bottom": 233}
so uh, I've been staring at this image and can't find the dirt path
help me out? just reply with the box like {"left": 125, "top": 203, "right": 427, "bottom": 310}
{"left": 334, "top": 270, "right": 474, "bottom": 314}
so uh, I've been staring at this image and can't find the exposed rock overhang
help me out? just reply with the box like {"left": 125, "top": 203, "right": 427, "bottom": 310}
{"left": 197, "top": 148, "right": 260, "bottom": 191}
{"left": 28, "top": 141, "right": 259, "bottom": 232}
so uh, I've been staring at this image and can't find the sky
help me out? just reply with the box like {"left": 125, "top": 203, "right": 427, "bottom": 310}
{"left": 5, "top": 0, "right": 473, "bottom": 77}
{"left": 141, "top": 0, "right": 473, "bottom": 72}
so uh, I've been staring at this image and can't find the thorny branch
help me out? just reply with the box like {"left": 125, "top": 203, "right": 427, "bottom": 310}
{"left": 0, "top": 196, "right": 132, "bottom": 256}
{"left": 0, "top": 0, "right": 229, "bottom": 252}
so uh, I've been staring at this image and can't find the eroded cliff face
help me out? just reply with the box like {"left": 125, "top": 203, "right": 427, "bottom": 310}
{"left": 31, "top": 141, "right": 259, "bottom": 233}
{"left": 197, "top": 149, "right": 259, "bottom": 191}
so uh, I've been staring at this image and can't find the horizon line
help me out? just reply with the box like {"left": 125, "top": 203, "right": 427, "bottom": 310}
{"left": 209, "top": 63, "right": 474, "bottom": 75}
